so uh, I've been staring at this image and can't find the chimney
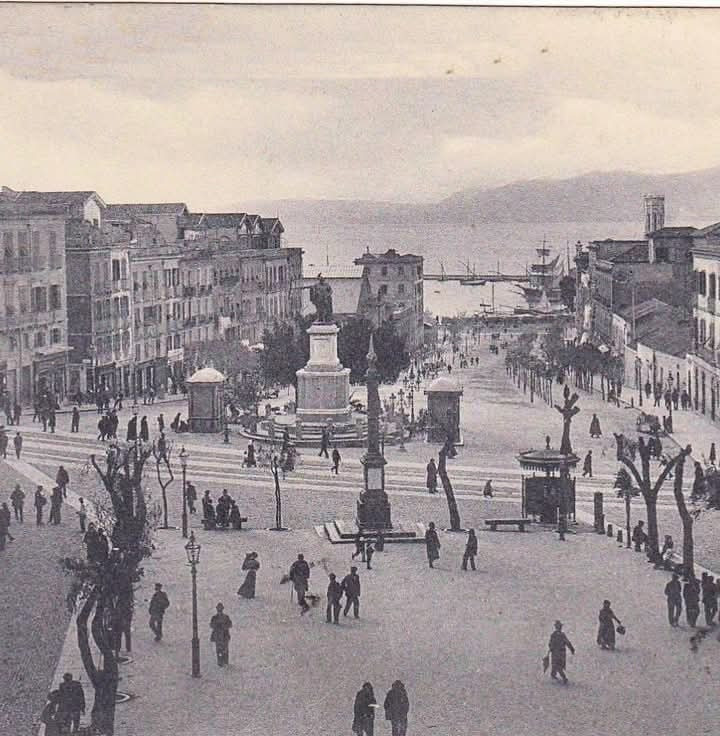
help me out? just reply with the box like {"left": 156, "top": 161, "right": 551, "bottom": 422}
{"left": 643, "top": 194, "right": 665, "bottom": 236}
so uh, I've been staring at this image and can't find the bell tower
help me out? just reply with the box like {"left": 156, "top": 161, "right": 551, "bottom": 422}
{"left": 643, "top": 194, "right": 665, "bottom": 236}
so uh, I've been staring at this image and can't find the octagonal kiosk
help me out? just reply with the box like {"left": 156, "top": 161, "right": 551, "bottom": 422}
{"left": 424, "top": 376, "right": 463, "bottom": 444}
{"left": 187, "top": 367, "right": 226, "bottom": 433}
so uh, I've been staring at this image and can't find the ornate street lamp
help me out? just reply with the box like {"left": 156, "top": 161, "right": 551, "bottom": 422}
{"left": 409, "top": 385, "right": 415, "bottom": 423}
{"left": 180, "top": 446, "right": 189, "bottom": 539}
{"left": 184, "top": 531, "right": 201, "bottom": 678}
{"left": 398, "top": 388, "right": 405, "bottom": 414}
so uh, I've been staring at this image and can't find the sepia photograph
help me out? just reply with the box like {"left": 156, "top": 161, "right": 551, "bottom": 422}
{"left": 2, "top": 3, "right": 720, "bottom": 735}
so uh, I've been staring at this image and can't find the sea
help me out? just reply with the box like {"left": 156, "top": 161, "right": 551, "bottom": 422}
{"left": 283, "top": 219, "right": 642, "bottom": 318}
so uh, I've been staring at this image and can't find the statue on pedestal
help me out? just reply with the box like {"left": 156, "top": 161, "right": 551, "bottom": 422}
{"left": 310, "top": 273, "right": 334, "bottom": 324}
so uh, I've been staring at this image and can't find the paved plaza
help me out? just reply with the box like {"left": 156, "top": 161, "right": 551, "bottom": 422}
{"left": 4, "top": 334, "right": 720, "bottom": 735}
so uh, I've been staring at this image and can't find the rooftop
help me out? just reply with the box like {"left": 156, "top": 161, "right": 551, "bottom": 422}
{"left": 106, "top": 203, "right": 188, "bottom": 219}
{"left": 354, "top": 248, "right": 422, "bottom": 265}
{"left": 649, "top": 226, "right": 698, "bottom": 237}
{"left": 303, "top": 264, "right": 364, "bottom": 280}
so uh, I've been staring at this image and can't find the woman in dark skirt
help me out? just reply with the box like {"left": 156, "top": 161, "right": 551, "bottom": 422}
{"left": 237, "top": 552, "right": 260, "bottom": 599}
{"left": 597, "top": 599, "right": 622, "bottom": 650}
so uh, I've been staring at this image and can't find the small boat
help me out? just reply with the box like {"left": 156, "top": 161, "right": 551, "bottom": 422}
{"left": 460, "top": 278, "right": 486, "bottom": 286}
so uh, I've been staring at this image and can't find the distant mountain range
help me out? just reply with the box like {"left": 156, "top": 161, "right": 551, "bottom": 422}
{"left": 237, "top": 166, "right": 720, "bottom": 226}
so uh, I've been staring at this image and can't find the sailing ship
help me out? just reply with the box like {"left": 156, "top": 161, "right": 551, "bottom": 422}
{"left": 514, "top": 241, "right": 565, "bottom": 310}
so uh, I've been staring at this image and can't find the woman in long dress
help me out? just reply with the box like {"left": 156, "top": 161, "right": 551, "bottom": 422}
{"left": 237, "top": 552, "right": 260, "bottom": 599}
{"left": 597, "top": 599, "right": 622, "bottom": 650}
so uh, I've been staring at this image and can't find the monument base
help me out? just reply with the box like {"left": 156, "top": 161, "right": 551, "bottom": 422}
{"left": 356, "top": 490, "right": 393, "bottom": 530}
{"left": 316, "top": 518, "right": 424, "bottom": 544}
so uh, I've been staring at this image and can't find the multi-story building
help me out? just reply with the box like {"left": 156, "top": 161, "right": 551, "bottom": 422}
{"left": 354, "top": 248, "right": 424, "bottom": 353}
{"left": 0, "top": 200, "right": 72, "bottom": 404}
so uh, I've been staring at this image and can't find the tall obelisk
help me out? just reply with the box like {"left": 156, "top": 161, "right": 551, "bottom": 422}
{"left": 356, "top": 333, "right": 392, "bottom": 529}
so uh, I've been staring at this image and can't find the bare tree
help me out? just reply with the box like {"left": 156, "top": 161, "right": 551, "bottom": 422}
{"left": 669, "top": 445, "right": 694, "bottom": 577}
{"left": 152, "top": 439, "right": 174, "bottom": 529}
{"left": 614, "top": 433, "right": 688, "bottom": 562}
{"left": 63, "top": 442, "right": 155, "bottom": 735}
{"left": 437, "top": 437, "right": 461, "bottom": 531}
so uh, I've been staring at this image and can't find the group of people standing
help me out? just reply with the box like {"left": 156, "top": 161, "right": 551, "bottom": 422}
{"left": 352, "top": 680, "right": 410, "bottom": 736}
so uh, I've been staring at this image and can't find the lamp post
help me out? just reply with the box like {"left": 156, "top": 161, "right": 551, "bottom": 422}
{"left": 398, "top": 388, "right": 405, "bottom": 415}
{"left": 180, "top": 446, "right": 188, "bottom": 539}
{"left": 409, "top": 384, "right": 415, "bottom": 423}
{"left": 184, "top": 531, "right": 201, "bottom": 678}
{"left": 131, "top": 401, "right": 140, "bottom": 457}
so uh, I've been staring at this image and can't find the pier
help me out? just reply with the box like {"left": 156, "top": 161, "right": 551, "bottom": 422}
{"left": 423, "top": 272, "right": 530, "bottom": 283}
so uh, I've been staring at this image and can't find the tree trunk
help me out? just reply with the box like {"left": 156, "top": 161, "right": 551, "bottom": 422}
{"left": 625, "top": 494, "right": 631, "bottom": 549}
{"left": 438, "top": 448, "right": 461, "bottom": 531}
{"left": 671, "top": 452, "right": 694, "bottom": 578}
{"left": 643, "top": 493, "right": 660, "bottom": 562}
{"left": 272, "top": 464, "right": 283, "bottom": 530}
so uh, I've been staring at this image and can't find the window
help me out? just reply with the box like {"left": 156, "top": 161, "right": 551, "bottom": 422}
{"left": 112, "top": 259, "right": 121, "bottom": 282}
{"left": 31, "top": 286, "right": 47, "bottom": 313}
{"left": 379, "top": 284, "right": 388, "bottom": 297}
{"left": 710, "top": 274, "right": 717, "bottom": 300}
{"left": 23, "top": 333, "right": 29, "bottom": 348}
{"left": 95, "top": 302, "right": 103, "bottom": 321}
{"left": 699, "top": 271, "right": 708, "bottom": 296}
{"left": 51, "top": 328, "right": 61, "bottom": 344}
{"left": 49, "top": 285, "right": 61, "bottom": 310}
{"left": 398, "top": 283, "right": 405, "bottom": 294}
{"left": 34, "top": 331, "right": 45, "bottom": 347}
{"left": 9, "top": 335, "right": 17, "bottom": 350}
{"left": 655, "top": 246, "right": 669, "bottom": 263}
{"left": 17, "top": 230, "right": 28, "bottom": 247}
{"left": 381, "top": 266, "right": 388, "bottom": 276}
{"left": 398, "top": 265, "right": 404, "bottom": 275}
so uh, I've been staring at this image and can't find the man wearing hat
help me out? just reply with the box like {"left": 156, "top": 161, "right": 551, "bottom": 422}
{"left": 149, "top": 583, "right": 170, "bottom": 642}
{"left": 210, "top": 603, "right": 233, "bottom": 667}
{"left": 58, "top": 672, "right": 85, "bottom": 733}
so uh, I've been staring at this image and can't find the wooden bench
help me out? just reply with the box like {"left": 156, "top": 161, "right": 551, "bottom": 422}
{"left": 485, "top": 518, "right": 530, "bottom": 532}
{"left": 202, "top": 516, "right": 248, "bottom": 531}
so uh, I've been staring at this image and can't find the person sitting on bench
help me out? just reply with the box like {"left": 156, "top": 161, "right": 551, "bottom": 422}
{"left": 202, "top": 492, "right": 215, "bottom": 525}
{"left": 229, "top": 500, "right": 243, "bottom": 530}
{"left": 216, "top": 489, "right": 233, "bottom": 528}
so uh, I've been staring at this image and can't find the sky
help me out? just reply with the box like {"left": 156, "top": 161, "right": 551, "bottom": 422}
{"left": 1, "top": 5, "right": 720, "bottom": 207}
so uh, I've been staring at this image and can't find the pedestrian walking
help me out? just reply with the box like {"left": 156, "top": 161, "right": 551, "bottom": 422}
{"left": 702, "top": 574, "right": 718, "bottom": 626}
{"left": 462, "top": 528, "right": 477, "bottom": 571}
{"left": 711, "top": 443, "right": 717, "bottom": 466}
{"left": 331, "top": 445, "right": 341, "bottom": 474}
{"left": 483, "top": 479, "right": 493, "bottom": 497}
{"left": 351, "top": 531, "right": 365, "bottom": 561}
{"left": 425, "top": 521, "right": 441, "bottom": 568}
{"left": 0, "top": 503, "right": 14, "bottom": 549}
{"left": 319, "top": 427, "right": 330, "bottom": 458}
{"left": 34, "top": 485, "right": 47, "bottom": 525}
{"left": 209, "top": 603, "right": 232, "bottom": 666}
{"left": 665, "top": 573, "right": 683, "bottom": 627}
{"left": 57, "top": 672, "right": 85, "bottom": 734}
{"left": 126, "top": 415, "right": 137, "bottom": 442}
{"left": 149, "top": 583, "right": 170, "bottom": 641}
{"left": 365, "top": 541, "right": 375, "bottom": 570}
{"left": 383, "top": 680, "right": 409, "bottom": 736}
{"left": 342, "top": 566, "right": 361, "bottom": 618}
{"left": 326, "top": 572, "right": 343, "bottom": 624}
{"left": 589, "top": 413, "right": 602, "bottom": 438}
{"left": 596, "top": 600, "right": 622, "bottom": 650}
{"left": 237, "top": 552, "right": 260, "bottom": 599}
{"left": 56, "top": 465, "right": 70, "bottom": 498}
{"left": 546, "top": 620, "right": 575, "bottom": 684}
{"left": 186, "top": 481, "right": 197, "bottom": 514}
{"left": 683, "top": 577, "right": 701, "bottom": 627}
{"left": 13, "top": 400, "right": 21, "bottom": 425}
{"left": 76, "top": 498, "right": 87, "bottom": 532}
{"left": 0, "top": 429, "right": 8, "bottom": 459}
{"left": 289, "top": 553, "right": 311, "bottom": 615}
{"left": 40, "top": 691, "right": 62, "bottom": 736}
{"left": 582, "top": 450, "right": 593, "bottom": 478}
{"left": 70, "top": 406, "right": 80, "bottom": 433}
{"left": 245, "top": 441, "right": 256, "bottom": 467}
{"left": 426, "top": 457, "right": 438, "bottom": 494}
{"left": 48, "top": 410, "right": 56, "bottom": 433}
{"left": 140, "top": 415, "right": 149, "bottom": 442}
{"left": 10, "top": 483, "right": 25, "bottom": 522}
{"left": 352, "top": 682, "right": 377, "bottom": 736}
{"left": 13, "top": 431, "right": 22, "bottom": 459}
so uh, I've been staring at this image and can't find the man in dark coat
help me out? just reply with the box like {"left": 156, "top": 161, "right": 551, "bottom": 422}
{"left": 425, "top": 521, "right": 440, "bottom": 568}
{"left": 462, "top": 529, "right": 478, "bottom": 571}
{"left": 0, "top": 503, "right": 13, "bottom": 549}
{"left": 70, "top": 406, "right": 80, "bottom": 433}
{"left": 12, "top": 401, "right": 21, "bottom": 425}
{"left": 49, "top": 486, "right": 63, "bottom": 525}
{"left": 10, "top": 484, "right": 25, "bottom": 522}
{"left": 683, "top": 577, "right": 701, "bottom": 627}
{"left": 126, "top": 415, "right": 137, "bottom": 442}
{"left": 665, "top": 572, "right": 683, "bottom": 627}
{"left": 341, "top": 566, "right": 361, "bottom": 618}
{"left": 331, "top": 445, "right": 341, "bottom": 475}
{"left": 383, "top": 680, "right": 410, "bottom": 736}
{"left": 426, "top": 458, "right": 438, "bottom": 494}
{"left": 58, "top": 672, "right": 85, "bottom": 733}
{"left": 326, "top": 573, "right": 343, "bottom": 624}
{"left": 589, "top": 413, "right": 602, "bottom": 438}
{"left": 631, "top": 520, "right": 648, "bottom": 552}
{"left": 289, "top": 553, "right": 311, "bottom": 615}
{"left": 186, "top": 482, "right": 197, "bottom": 514}
{"left": 13, "top": 431, "right": 22, "bottom": 459}
{"left": 352, "top": 682, "right": 376, "bottom": 736}
{"left": 582, "top": 450, "right": 593, "bottom": 478}
{"left": 56, "top": 466, "right": 70, "bottom": 498}
{"left": 34, "top": 486, "right": 47, "bottom": 525}
{"left": 319, "top": 427, "right": 329, "bottom": 458}
{"left": 140, "top": 416, "right": 149, "bottom": 442}
{"left": 149, "top": 583, "right": 170, "bottom": 641}
{"left": 209, "top": 603, "right": 232, "bottom": 666}
{"left": 547, "top": 620, "right": 575, "bottom": 684}
{"left": 702, "top": 574, "right": 718, "bottom": 627}
{"left": 0, "top": 430, "right": 8, "bottom": 458}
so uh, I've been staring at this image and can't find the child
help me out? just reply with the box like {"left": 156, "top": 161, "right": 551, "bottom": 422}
{"left": 77, "top": 498, "right": 87, "bottom": 532}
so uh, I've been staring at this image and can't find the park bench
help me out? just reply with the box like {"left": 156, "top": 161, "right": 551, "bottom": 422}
{"left": 484, "top": 518, "right": 530, "bottom": 532}
{"left": 202, "top": 516, "right": 248, "bottom": 531}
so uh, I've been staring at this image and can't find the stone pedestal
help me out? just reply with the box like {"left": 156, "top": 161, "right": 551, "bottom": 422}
{"left": 296, "top": 323, "right": 351, "bottom": 424}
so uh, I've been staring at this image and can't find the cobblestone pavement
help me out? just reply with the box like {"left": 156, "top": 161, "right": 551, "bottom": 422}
{"left": 0, "top": 462, "right": 82, "bottom": 736}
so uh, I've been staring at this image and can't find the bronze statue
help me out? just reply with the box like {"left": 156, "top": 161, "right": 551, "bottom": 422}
{"left": 310, "top": 273, "right": 333, "bottom": 323}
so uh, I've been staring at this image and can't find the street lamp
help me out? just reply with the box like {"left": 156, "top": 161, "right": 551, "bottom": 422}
{"left": 398, "top": 388, "right": 405, "bottom": 414}
{"left": 184, "top": 531, "right": 201, "bottom": 678}
{"left": 180, "top": 446, "right": 188, "bottom": 539}
{"left": 409, "top": 384, "right": 415, "bottom": 423}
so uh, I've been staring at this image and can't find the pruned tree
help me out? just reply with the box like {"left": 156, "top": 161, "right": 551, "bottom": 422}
{"left": 437, "top": 436, "right": 461, "bottom": 531}
{"left": 152, "top": 439, "right": 174, "bottom": 529}
{"left": 669, "top": 445, "right": 693, "bottom": 577}
{"left": 614, "top": 433, "right": 688, "bottom": 562}
{"left": 62, "top": 442, "right": 155, "bottom": 735}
